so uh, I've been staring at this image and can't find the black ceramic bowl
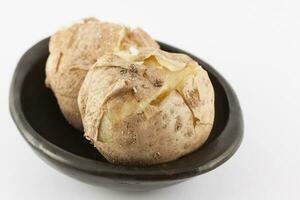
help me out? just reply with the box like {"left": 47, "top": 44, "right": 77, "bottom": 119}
{"left": 9, "top": 38, "right": 243, "bottom": 191}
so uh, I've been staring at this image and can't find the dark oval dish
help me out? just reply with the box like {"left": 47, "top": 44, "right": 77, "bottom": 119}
{"left": 9, "top": 38, "right": 243, "bottom": 191}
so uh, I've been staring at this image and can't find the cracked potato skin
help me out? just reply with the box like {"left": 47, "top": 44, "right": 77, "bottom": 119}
{"left": 45, "top": 18, "right": 159, "bottom": 130}
{"left": 78, "top": 49, "right": 215, "bottom": 165}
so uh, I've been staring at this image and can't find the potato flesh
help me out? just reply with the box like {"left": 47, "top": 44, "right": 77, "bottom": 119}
{"left": 99, "top": 59, "right": 198, "bottom": 142}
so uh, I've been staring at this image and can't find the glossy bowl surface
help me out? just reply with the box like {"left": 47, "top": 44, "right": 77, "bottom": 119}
{"left": 9, "top": 38, "right": 243, "bottom": 191}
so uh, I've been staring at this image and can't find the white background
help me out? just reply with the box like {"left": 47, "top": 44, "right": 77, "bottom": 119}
{"left": 0, "top": 0, "right": 299, "bottom": 199}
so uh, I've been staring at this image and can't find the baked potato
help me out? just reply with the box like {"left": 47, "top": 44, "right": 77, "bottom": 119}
{"left": 78, "top": 48, "right": 215, "bottom": 165}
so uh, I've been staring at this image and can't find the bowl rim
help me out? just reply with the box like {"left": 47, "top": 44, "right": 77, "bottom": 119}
{"left": 9, "top": 38, "right": 243, "bottom": 181}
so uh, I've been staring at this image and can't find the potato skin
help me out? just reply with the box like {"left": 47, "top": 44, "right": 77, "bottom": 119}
{"left": 45, "top": 18, "right": 159, "bottom": 130}
{"left": 97, "top": 91, "right": 205, "bottom": 165}
{"left": 78, "top": 49, "right": 214, "bottom": 165}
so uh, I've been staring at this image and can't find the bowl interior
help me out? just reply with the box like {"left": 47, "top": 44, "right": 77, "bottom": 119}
{"left": 20, "top": 39, "right": 229, "bottom": 167}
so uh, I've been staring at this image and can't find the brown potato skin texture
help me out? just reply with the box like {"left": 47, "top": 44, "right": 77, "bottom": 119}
{"left": 45, "top": 18, "right": 159, "bottom": 130}
{"left": 78, "top": 50, "right": 214, "bottom": 165}
{"left": 97, "top": 91, "right": 206, "bottom": 165}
